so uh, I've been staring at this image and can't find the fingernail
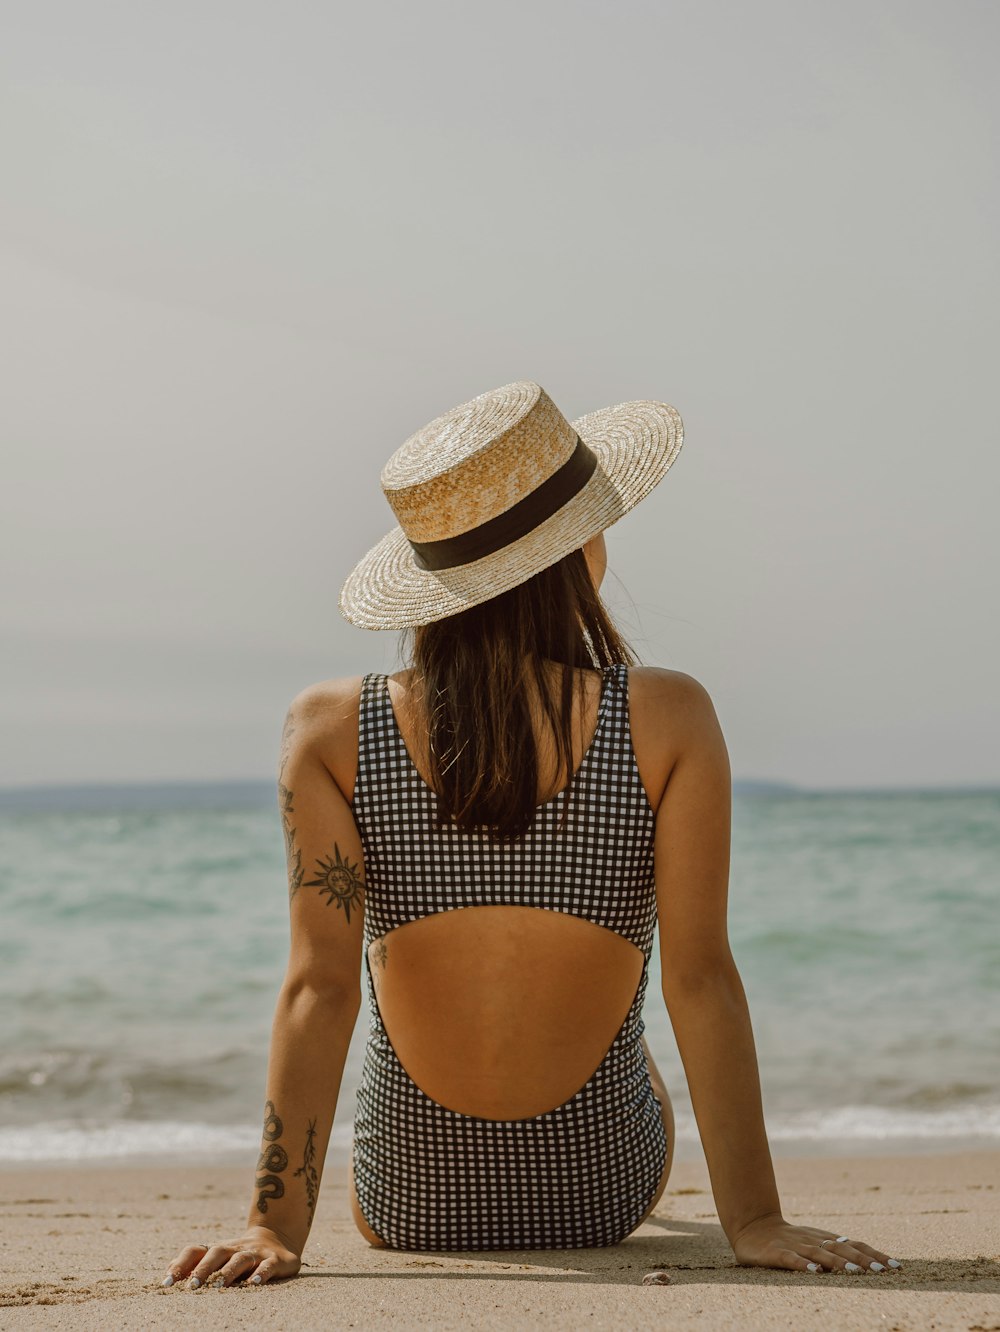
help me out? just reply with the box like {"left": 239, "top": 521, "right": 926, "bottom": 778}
{"left": 844, "top": 1261, "right": 862, "bottom": 1273}
{"left": 888, "top": 1258, "right": 902, "bottom": 1268}
{"left": 251, "top": 1274, "right": 262, "bottom": 1284}
{"left": 161, "top": 1275, "right": 174, "bottom": 1287}
{"left": 188, "top": 1276, "right": 202, "bottom": 1289}
{"left": 870, "top": 1261, "right": 885, "bottom": 1272}
{"left": 806, "top": 1261, "right": 821, "bottom": 1272}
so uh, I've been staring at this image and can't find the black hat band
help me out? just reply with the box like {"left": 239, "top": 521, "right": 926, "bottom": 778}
{"left": 407, "top": 434, "right": 599, "bottom": 573}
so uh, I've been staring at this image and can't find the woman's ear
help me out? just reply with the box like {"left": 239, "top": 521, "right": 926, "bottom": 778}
{"left": 582, "top": 531, "right": 608, "bottom": 591}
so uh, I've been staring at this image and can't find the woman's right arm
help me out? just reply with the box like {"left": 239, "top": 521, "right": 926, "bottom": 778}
{"left": 651, "top": 672, "right": 784, "bottom": 1247}
{"left": 162, "top": 684, "right": 367, "bottom": 1288}
{"left": 654, "top": 672, "right": 895, "bottom": 1274}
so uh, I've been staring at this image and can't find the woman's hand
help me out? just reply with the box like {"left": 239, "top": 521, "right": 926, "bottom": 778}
{"left": 161, "top": 1226, "right": 302, "bottom": 1288}
{"left": 732, "top": 1212, "right": 903, "bottom": 1274}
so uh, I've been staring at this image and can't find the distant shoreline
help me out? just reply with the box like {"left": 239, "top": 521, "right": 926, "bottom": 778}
{"left": 1, "top": 777, "right": 997, "bottom": 813}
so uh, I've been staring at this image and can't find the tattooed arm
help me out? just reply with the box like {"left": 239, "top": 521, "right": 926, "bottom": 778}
{"left": 248, "top": 683, "right": 365, "bottom": 1246}
{"left": 162, "top": 681, "right": 366, "bottom": 1289}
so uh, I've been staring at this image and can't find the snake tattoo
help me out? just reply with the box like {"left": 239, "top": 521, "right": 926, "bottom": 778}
{"left": 255, "top": 1100, "right": 288, "bottom": 1214}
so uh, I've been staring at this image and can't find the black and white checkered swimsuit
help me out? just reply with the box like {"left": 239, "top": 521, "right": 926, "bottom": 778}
{"left": 350, "top": 663, "right": 666, "bottom": 1250}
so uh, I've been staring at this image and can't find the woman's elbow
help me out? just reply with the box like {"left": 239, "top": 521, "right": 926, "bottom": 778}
{"left": 661, "top": 949, "right": 741, "bottom": 1002}
{"left": 279, "top": 969, "right": 363, "bottom": 1018}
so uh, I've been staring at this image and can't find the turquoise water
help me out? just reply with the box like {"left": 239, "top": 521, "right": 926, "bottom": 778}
{"left": 1, "top": 785, "right": 998, "bottom": 1164}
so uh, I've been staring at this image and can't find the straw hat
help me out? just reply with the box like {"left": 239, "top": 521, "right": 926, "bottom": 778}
{"left": 339, "top": 379, "right": 683, "bottom": 630}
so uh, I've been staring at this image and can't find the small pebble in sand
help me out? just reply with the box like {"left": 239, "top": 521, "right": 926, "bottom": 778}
{"left": 641, "top": 1270, "right": 672, "bottom": 1285}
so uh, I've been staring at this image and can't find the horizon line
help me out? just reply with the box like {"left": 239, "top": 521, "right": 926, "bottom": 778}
{"left": 1, "top": 775, "right": 998, "bottom": 804}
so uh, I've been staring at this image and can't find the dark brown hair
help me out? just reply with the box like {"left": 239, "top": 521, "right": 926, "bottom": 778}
{"left": 400, "top": 546, "right": 638, "bottom": 840}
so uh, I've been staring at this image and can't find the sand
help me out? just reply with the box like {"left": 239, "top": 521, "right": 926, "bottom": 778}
{"left": 1, "top": 1149, "right": 998, "bottom": 1330}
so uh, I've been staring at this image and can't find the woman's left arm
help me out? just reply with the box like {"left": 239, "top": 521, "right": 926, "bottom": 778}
{"left": 162, "top": 682, "right": 367, "bottom": 1289}
{"left": 239, "top": 683, "right": 368, "bottom": 1260}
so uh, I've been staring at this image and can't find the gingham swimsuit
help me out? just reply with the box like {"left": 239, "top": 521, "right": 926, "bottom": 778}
{"left": 350, "top": 663, "right": 666, "bottom": 1250}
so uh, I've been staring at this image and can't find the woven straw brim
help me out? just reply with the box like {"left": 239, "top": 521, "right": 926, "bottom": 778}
{"left": 339, "top": 399, "right": 683, "bottom": 630}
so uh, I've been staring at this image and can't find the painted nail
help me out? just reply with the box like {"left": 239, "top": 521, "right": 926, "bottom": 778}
{"left": 887, "top": 1258, "right": 902, "bottom": 1268}
{"left": 161, "top": 1275, "right": 174, "bottom": 1287}
{"left": 188, "top": 1276, "right": 202, "bottom": 1289}
{"left": 870, "top": 1261, "right": 885, "bottom": 1272}
{"left": 251, "top": 1274, "right": 262, "bottom": 1284}
{"left": 844, "top": 1261, "right": 862, "bottom": 1273}
{"left": 806, "top": 1261, "right": 821, "bottom": 1272}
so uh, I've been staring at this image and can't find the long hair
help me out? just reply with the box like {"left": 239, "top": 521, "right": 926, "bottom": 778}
{"left": 400, "top": 547, "right": 638, "bottom": 840}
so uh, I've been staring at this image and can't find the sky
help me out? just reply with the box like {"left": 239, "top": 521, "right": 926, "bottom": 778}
{"left": 2, "top": 0, "right": 997, "bottom": 790}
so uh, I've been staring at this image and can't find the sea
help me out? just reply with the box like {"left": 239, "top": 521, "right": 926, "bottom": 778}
{"left": 1, "top": 781, "right": 998, "bottom": 1168}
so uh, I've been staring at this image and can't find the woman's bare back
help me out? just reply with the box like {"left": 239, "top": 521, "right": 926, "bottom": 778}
{"left": 317, "top": 663, "right": 681, "bottom": 1120}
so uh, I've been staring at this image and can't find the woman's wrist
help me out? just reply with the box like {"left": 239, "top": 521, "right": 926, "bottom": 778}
{"left": 729, "top": 1209, "right": 785, "bottom": 1247}
{"left": 242, "top": 1218, "right": 306, "bottom": 1255}
{"left": 247, "top": 1095, "right": 326, "bottom": 1256}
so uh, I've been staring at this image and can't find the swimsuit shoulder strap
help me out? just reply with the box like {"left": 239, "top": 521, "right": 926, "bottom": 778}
{"left": 596, "top": 662, "right": 630, "bottom": 750}
{"left": 354, "top": 672, "right": 392, "bottom": 807}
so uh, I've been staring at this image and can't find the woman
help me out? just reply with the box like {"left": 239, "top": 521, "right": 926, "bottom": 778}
{"left": 163, "top": 381, "right": 901, "bottom": 1287}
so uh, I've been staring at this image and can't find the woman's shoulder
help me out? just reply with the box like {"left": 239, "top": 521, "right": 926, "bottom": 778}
{"left": 626, "top": 666, "right": 723, "bottom": 745}
{"left": 625, "top": 668, "right": 727, "bottom": 813}
{"left": 627, "top": 665, "right": 718, "bottom": 711}
{"left": 279, "top": 675, "right": 373, "bottom": 798}
{"left": 281, "top": 674, "right": 368, "bottom": 749}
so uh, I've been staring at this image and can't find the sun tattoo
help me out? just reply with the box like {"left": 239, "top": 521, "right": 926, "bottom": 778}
{"left": 305, "top": 843, "right": 364, "bottom": 924}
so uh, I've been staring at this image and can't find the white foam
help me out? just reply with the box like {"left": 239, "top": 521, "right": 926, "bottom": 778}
{"left": 0, "top": 1119, "right": 356, "bottom": 1163}
{"left": 670, "top": 1102, "right": 1000, "bottom": 1142}
{"left": 764, "top": 1103, "right": 1000, "bottom": 1141}
{"left": 3, "top": 1105, "right": 998, "bottom": 1165}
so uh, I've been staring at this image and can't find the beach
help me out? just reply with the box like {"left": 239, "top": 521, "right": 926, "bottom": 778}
{"left": 2, "top": 1148, "right": 998, "bottom": 1329}
{"left": 5, "top": 0, "right": 998, "bottom": 1320}
{"left": 3, "top": 786, "right": 999, "bottom": 1327}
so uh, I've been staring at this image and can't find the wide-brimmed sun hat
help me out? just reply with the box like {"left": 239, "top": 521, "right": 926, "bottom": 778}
{"left": 339, "top": 379, "right": 683, "bottom": 630}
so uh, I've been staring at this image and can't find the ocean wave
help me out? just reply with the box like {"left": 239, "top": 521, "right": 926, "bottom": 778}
{"left": 0, "top": 1119, "right": 356, "bottom": 1163}
{"left": 0, "top": 1047, "right": 272, "bottom": 1126}
{"left": 755, "top": 1102, "right": 1000, "bottom": 1141}
{"left": 3, "top": 1104, "right": 999, "bottom": 1165}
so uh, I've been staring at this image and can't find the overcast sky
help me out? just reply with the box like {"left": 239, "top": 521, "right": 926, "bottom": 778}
{"left": 2, "top": 0, "right": 997, "bottom": 790}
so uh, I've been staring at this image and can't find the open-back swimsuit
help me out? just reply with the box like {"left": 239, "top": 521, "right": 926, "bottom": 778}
{"left": 350, "top": 663, "right": 666, "bottom": 1250}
